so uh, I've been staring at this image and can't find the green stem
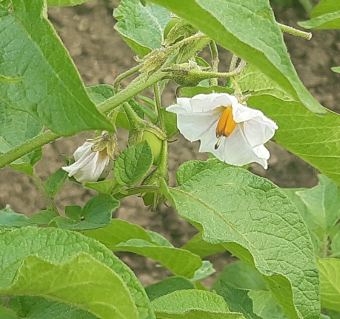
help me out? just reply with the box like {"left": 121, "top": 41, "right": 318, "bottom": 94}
{"left": 98, "top": 34, "right": 210, "bottom": 115}
{"left": 278, "top": 23, "right": 312, "bottom": 40}
{"left": 122, "top": 102, "right": 146, "bottom": 131}
{"left": 114, "top": 185, "right": 159, "bottom": 200}
{"left": 113, "top": 64, "right": 141, "bottom": 92}
{"left": 153, "top": 83, "right": 165, "bottom": 130}
{"left": 209, "top": 41, "right": 219, "bottom": 86}
{"left": 31, "top": 169, "right": 59, "bottom": 214}
{"left": 0, "top": 131, "right": 60, "bottom": 169}
{"left": 229, "top": 54, "right": 239, "bottom": 72}
{"left": 298, "top": 0, "right": 313, "bottom": 15}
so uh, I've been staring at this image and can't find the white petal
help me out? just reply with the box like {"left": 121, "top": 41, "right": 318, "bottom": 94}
{"left": 73, "top": 141, "right": 93, "bottom": 161}
{"left": 242, "top": 117, "right": 277, "bottom": 148}
{"left": 232, "top": 102, "right": 264, "bottom": 123}
{"left": 190, "top": 93, "right": 236, "bottom": 112}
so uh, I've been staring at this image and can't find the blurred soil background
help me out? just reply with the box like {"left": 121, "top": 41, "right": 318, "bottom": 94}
{"left": 1, "top": 0, "right": 340, "bottom": 286}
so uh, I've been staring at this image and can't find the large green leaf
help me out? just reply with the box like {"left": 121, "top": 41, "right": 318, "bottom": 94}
{"left": 114, "top": 0, "right": 171, "bottom": 56}
{"left": 1, "top": 254, "right": 138, "bottom": 319}
{"left": 0, "top": 227, "right": 155, "bottom": 319}
{"left": 318, "top": 258, "right": 340, "bottom": 312}
{"left": 235, "top": 64, "right": 340, "bottom": 186}
{"left": 151, "top": 290, "right": 244, "bottom": 319}
{"left": 0, "top": 0, "right": 112, "bottom": 135}
{"left": 299, "top": 0, "right": 340, "bottom": 29}
{"left": 83, "top": 219, "right": 202, "bottom": 278}
{"left": 148, "top": 0, "right": 324, "bottom": 114}
{"left": 114, "top": 141, "right": 153, "bottom": 186}
{"left": 168, "top": 161, "right": 319, "bottom": 319}
{"left": 9, "top": 296, "right": 97, "bottom": 319}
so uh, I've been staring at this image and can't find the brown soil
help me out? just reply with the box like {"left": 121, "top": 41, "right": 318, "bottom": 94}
{"left": 1, "top": 0, "right": 340, "bottom": 286}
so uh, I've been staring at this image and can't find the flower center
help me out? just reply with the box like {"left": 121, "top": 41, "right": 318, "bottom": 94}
{"left": 215, "top": 106, "right": 237, "bottom": 149}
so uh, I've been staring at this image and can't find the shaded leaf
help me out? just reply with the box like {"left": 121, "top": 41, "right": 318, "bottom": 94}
{"left": 145, "top": 277, "right": 195, "bottom": 302}
{"left": 9, "top": 296, "right": 97, "bottom": 319}
{"left": 51, "top": 194, "right": 119, "bottom": 230}
{"left": 45, "top": 168, "right": 68, "bottom": 197}
{"left": 213, "top": 261, "right": 267, "bottom": 291}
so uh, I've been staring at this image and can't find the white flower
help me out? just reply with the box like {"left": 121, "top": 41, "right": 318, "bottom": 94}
{"left": 166, "top": 93, "right": 278, "bottom": 169}
{"left": 62, "top": 132, "right": 118, "bottom": 183}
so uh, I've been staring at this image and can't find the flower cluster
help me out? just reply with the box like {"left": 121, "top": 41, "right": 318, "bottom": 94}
{"left": 167, "top": 93, "right": 278, "bottom": 168}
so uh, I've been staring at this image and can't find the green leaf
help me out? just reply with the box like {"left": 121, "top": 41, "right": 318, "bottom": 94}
{"left": 52, "top": 194, "right": 119, "bottom": 230}
{"left": 0, "top": 227, "right": 155, "bottom": 319}
{"left": 216, "top": 282, "right": 261, "bottom": 319}
{"left": 0, "top": 0, "right": 113, "bottom": 135}
{"left": 145, "top": 277, "right": 195, "bottom": 302}
{"left": 248, "top": 290, "right": 289, "bottom": 319}
{"left": 296, "top": 175, "right": 340, "bottom": 234}
{"left": 169, "top": 161, "right": 320, "bottom": 319}
{"left": 181, "top": 232, "right": 225, "bottom": 258}
{"left": 235, "top": 65, "right": 340, "bottom": 186}
{"left": 148, "top": 0, "right": 324, "bottom": 114}
{"left": 332, "top": 66, "right": 340, "bottom": 73}
{"left": 83, "top": 219, "right": 202, "bottom": 278}
{"left": 0, "top": 206, "right": 34, "bottom": 227}
{"left": 155, "top": 311, "right": 244, "bottom": 319}
{"left": 0, "top": 305, "right": 18, "bottom": 319}
{"left": 114, "top": 141, "right": 153, "bottom": 186}
{"left": 47, "top": 0, "right": 91, "bottom": 6}
{"left": 29, "top": 210, "right": 59, "bottom": 225}
{"left": 299, "top": 0, "right": 340, "bottom": 29}
{"left": 151, "top": 290, "right": 231, "bottom": 314}
{"left": 180, "top": 86, "right": 234, "bottom": 98}
{"left": 114, "top": 0, "right": 171, "bottom": 56}
{"left": 45, "top": 168, "right": 68, "bottom": 197}
{"left": 318, "top": 258, "right": 340, "bottom": 312}
{"left": 160, "top": 109, "right": 178, "bottom": 139}
{"left": 190, "top": 260, "right": 215, "bottom": 283}
{"left": 213, "top": 261, "right": 267, "bottom": 291}
{"left": 65, "top": 205, "right": 83, "bottom": 221}
{"left": 331, "top": 230, "right": 340, "bottom": 256}
{"left": 0, "top": 253, "right": 138, "bottom": 319}
{"left": 85, "top": 180, "right": 120, "bottom": 195}
{"left": 9, "top": 296, "right": 97, "bottom": 319}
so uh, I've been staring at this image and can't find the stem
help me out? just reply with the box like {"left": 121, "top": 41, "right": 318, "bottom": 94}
{"left": 298, "top": 0, "right": 313, "bottom": 14}
{"left": 191, "top": 65, "right": 245, "bottom": 80}
{"left": 114, "top": 185, "right": 159, "bottom": 200}
{"left": 31, "top": 169, "right": 59, "bottom": 214}
{"left": 113, "top": 64, "right": 141, "bottom": 91}
{"left": 99, "top": 35, "right": 210, "bottom": 115}
{"left": 0, "top": 131, "right": 60, "bottom": 169}
{"left": 153, "top": 83, "right": 165, "bottom": 130}
{"left": 122, "top": 102, "right": 146, "bottom": 131}
{"left": 229, "top": 54, "right": 239, "bottom": 72}
{"left": 278, "top": 23, "right": 312, "bottom": 40}
{"left": 209, "top": 41, "right": 219, "bottom": 86}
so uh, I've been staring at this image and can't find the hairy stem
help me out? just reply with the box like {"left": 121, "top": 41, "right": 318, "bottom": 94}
{"left": 0, "top": 131, "right": 60, "bottom": 170}
{"left": 31, "top": 169, "right": 59, "bottom": 214}
{"left": 278, "top": 23, "right": 312, "bottom": 40}
{"left": 113, "top": 64, "right": 141, "bottom": 91}
{"left": 209, "top": 41, "right": 219, "bottom": 86}
{"left": 114, "top": 185, "right": 159, "bottom": 200}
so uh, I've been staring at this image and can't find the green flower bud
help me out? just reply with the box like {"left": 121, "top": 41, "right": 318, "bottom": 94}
{"left": 142, "top": 130, "right": 163, "bottom": 165}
